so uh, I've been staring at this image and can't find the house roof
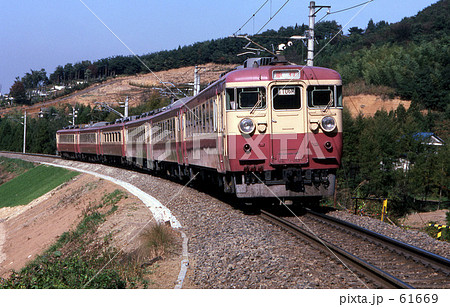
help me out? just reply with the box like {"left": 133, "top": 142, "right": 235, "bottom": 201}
{"left": 412, "top": 132, "right": 444, "bottom": 146}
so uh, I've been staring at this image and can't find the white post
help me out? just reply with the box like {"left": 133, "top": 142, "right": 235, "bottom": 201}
{"left": 124, "top": 96, "right": 129, "bottom": 118}
{"left": 307, "top": 1, "right": 315, "bottom": 67}
{"left": 23, "top": 111, "right": 27, "bottom": 153}
{"left": 194, "top": 65, "right": 200, "bottom": 96}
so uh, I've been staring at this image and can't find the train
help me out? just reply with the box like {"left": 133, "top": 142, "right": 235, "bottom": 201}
{"left": 56, "top": 56, "right": 343, "bottom": 203}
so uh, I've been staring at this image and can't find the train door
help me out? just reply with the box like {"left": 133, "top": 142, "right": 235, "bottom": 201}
{"left": 176, "top": 112, "right": 183, "bottom": 164}
{"left": 216, "top": 94, "right": 226, "bottom": 173}
{"left": 270, "top": 85, "right": 308, "bottom": 165}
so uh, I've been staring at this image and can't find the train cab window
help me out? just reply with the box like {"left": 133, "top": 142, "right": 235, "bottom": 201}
{"left": 237, "top": 87, "right": 266, "bottom": 109}
{"left": 336, "top": 85, "right": 343, "bottom": 107}
{"left": 308, "top": 86, "right": 334, "bottom": 108}
{"left": 272, "top": 86, "right": 301, "bottom": 110}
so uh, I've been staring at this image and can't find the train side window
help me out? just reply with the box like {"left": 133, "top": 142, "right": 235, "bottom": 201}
{"left": 272, "top": 86, "right": 301, "bottom": 110}
{"left": 172, "top": 118, "right": 175, "bottom": 139}
{"left": 213, "top": 102, "right": 218, "bottom": 132}
{"left": 226, "top": 88, "right": 236, "bottom": 110}
{"left": 206, "top": 101, "right": 211, "bottom": 132}
{"left": 186, "top": 112, "right": 190, "bottom": 137}
{"left": 237, "top": 87, "right": 266, "bottom": 109}
{"left": 195, "top": 107, "right": 199, "bottom": 134}
{"left": 308, "top": 85, "right": 334, "bottom": 108}
{"left": 201, "top": 104, "right": 206, "bottom": 133}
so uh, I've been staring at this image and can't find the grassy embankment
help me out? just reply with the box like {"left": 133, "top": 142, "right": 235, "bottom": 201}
{"left": 0, "top": 189, "right": 177, "bottom": 288}
{"left": 0, "top": 159, "right": 78, "bottom": 207}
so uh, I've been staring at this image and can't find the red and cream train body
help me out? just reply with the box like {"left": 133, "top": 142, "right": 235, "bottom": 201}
{"left": 57, "top": 57, "right": 343, "bottom": 201}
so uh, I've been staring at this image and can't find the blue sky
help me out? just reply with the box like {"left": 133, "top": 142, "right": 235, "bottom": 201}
{"left": 0, "top": 0, "right": 439, "bottom": 94}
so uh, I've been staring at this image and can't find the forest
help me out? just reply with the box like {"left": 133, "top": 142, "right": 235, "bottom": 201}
{"left": 0, "top": 0, "right": 448, "bottom": 215}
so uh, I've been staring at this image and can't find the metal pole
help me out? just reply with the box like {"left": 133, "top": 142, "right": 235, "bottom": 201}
{"left": 124, "top": 96, "right": 129, "bottom": 118}
{"left": 23, "top": 110, "right": 27, "bottom": 153}
{"left": 307, "top": 1, "right": 315, "bottom": 66}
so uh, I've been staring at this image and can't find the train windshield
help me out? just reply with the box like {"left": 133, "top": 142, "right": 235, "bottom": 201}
{"left": 226, "top": 87, "right": 266, "bottom": 110}
{"left": 307, "top": 85, "right": 343, "bottom": 109}
{"left": 272, "top": 86, "right": 301, "bottom": 110}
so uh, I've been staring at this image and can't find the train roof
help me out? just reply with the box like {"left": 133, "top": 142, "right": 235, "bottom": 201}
{"left": 224, "top": 64, "right": 341, "bottom": 83}
{"left": 57, "top": 59, "right": 341, "bottom": 134}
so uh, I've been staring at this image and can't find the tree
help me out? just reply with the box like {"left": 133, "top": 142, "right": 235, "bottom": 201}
{"left": 9, "top": 80, "right": 28, "bottom": 105}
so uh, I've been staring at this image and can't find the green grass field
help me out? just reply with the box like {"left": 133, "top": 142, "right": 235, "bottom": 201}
{"left": 0, "top": 164, "right": 79, "bottom": 207}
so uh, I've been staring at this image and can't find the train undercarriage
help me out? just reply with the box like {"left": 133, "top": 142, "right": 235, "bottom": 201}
{"left": 59, "top": 151, "right": 335, "bottom": 202}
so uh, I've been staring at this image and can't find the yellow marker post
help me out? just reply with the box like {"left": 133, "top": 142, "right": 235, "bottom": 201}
{"left": 381, "top": 199, "right": 388, "bottom": 222}
{"left": 428, "top": 223, "right": 449, "bottom": 240}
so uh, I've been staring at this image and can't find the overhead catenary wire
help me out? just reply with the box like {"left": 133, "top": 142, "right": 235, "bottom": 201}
{"left": 78, "top": 0, "right": 186, "bottom": 100}
{"left": 255, "top": 0, "right": 291, "bottom": 35}
{"left": 316, "top": 0, "right": 374, "bottom": 25}
{"left": 233, "top": 0, "right": 270, "bottom": 36}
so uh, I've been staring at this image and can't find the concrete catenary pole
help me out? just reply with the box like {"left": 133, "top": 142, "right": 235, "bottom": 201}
{"left": 194, "top": 65, "right": 201, "bottom": 96}
{"left": 124, "top": 96, "right": 129, "bottom": 118}
{"left": 307, "top": 1, "right": 316, "bottom": 66}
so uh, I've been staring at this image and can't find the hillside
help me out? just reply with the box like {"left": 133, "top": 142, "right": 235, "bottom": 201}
{"left": 0, "top": 63, "right": 235, "bottom": 117}
{"left": 1, "top": 62, "right": 412, "bottom": 119}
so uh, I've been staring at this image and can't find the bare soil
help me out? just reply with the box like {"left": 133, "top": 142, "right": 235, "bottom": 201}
{"left": 0, "top": 63, "right": 236, "bottom": 117}
{"left": 400, "top": 209, "right": 449, "bottom": 229}
{"left": 0, "top": 173, "right": 181, "bottom": 288}
{"left": 344, "top": 94, "right": 411, "bottom": 117}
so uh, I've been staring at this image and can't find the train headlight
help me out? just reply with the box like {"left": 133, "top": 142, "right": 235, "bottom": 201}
{"left": 321, "top": 116, "right": 336, "bottom": 132}
{"left": 239, "top": 118, "right": 255, "bottom": 134}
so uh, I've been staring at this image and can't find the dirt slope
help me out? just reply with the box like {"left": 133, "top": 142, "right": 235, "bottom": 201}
{"left": 0, "top": 174, "right": 180, "bottom": 288}
{"left": 0, "top": 63, "right": 235, "bottom": 117}
{"left": 344, "top": 94, "right": 411, "bottom": 117}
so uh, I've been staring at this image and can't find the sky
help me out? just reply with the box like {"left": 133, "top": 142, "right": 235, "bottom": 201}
{"left": 0, "top": 0, "right": 440, "bottom": 94}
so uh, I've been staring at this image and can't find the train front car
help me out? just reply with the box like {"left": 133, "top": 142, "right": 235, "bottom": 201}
{"left": 223, "top": 58, "right": 342, "bottom": 202}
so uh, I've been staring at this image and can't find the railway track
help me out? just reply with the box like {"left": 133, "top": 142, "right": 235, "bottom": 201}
{"left": 0, "top": 151, "right": 60, "bottom": 160}
{"left": 260, "top": 209, "right": 450, "bottom": 289}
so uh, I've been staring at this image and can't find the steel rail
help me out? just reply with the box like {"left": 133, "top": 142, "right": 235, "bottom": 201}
{"left": 260, "top": 210, "right": 414, "bottom": 289}
{"left": 306, "top": 208, "right": 450, "bottom": 274}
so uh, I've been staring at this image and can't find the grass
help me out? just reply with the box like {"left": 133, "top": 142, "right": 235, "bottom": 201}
{"left": 0, "top": 188, "right": 177, "bottom": 288}
{"left": 136, "top": 223, "right": 176, "bottom": 260}
{"left": 0, "top": 164, "right": 79, "bottom": 207}
{"left": 0, "top": 190, "right": 130, "bottom": 289}
{"left": 0, "top": 156, "right": 35, "bottom": 176}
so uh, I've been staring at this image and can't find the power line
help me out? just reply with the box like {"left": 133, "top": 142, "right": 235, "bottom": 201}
{"left": 312, "top": 0, "right": 373, "bottom": 61}
{"left": 256, "top": 0, "right": 292, "bottom": 35}
{"left": 233, "top": 0, "right": 270, "bottom": 36}
{"left": 78, "top": 0, "right": 186, "bottom": 100}
{"left": 329, "top": 0, "right": 374, "bottom": 15}
{"left": 316, "top": 0, "right": 374, "bottom": 24}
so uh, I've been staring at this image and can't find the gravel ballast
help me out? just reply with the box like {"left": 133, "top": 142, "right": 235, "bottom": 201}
{"left": 2, "top": 153, "right": 448, "bottom": 288}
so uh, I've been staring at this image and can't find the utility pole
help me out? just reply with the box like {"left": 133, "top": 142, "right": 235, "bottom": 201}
{"left": 95, "top": 96, "right": 129, "bottom": 118}
{"left": 118, "top": 96, "right": 129, "bottom": 118}
{"left": 22, "top": 111, "right": 26, "bottom": 154}
{"left": 307, "top": 1, "right": 330, "bottom": 66}
{"left": 69, "top": 106, "right": 78, "bottom": 125}
{"left": 8, "top": 110, "right": 27, "bottom": 153}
